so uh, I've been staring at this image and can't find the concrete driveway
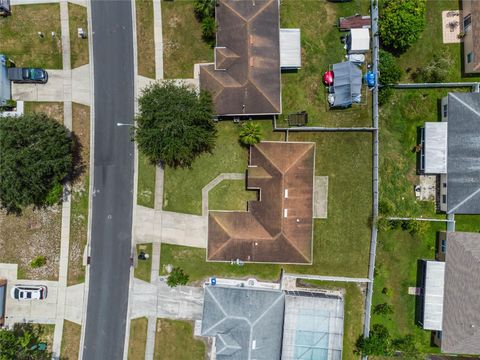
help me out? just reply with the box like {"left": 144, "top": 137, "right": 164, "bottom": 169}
{"left": 130, "top": 278, "right": 204, "bottom": 320}
{"left": 12, "top": 64, "right": 90, "bottom": 105}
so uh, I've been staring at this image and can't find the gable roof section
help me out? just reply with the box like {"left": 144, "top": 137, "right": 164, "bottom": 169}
{"left": 442, "top": 232, "right": 480, "bottom": 354}
{"left": 208, "top": 141, "right": 315, "bottom": 264}
{"left": 201, "top": 286, "right": 285, "bottom": 360}
{"left": 446, "top": 93, "right": 480, "bottom": 214}
{"left": 199, "top": 0, "right": 281, "bottom": 116}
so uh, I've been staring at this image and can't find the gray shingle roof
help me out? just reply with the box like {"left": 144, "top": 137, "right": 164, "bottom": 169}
{"left": 201, "top": 286, "right": 285, "bottom": 359}
{"left": 446, "top": 93, "right": 480, "bottom": 214}
{"left": 442, "top": 232, "right": 480, "bottom": 354}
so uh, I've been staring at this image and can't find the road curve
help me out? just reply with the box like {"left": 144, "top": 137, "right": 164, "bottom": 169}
{"left": 83, "top": 1, "right": 135, "bottom": 358}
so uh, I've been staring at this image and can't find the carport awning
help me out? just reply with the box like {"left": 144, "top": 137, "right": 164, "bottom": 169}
{"left": 332, "top": 61, "right": 362, "bottom": 107}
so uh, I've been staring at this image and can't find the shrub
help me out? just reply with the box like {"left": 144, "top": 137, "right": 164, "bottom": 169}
{"left": 356, "top": 324, "right": 393, "bottom": 356}
{"left": 379, "top": 0, "right": 427, "bottom": 54}
{"left": 167, "top": 267, "right": 189, "bottom": 288}
{"left": 413, "top": 52, "right": 453, "bottom": 83}
{"left": 135, "top": 81, "right": 216, "bottom": 168}
{"left": 373, "top": 302, "right": 394, "bottom": 315}
{"left": 194, "top": 0, "right": 215, "bottom": 21}
{"left": 0, "top": 113, "right": 73, "bottom": 212}
{"left": 30, "top": 256, "right": 47, "bottom": 268}
{"left": 44, "top": 182, "right": 64, "bottom": 206}
{"left": 239, "top": 122, "right": 262, "bottom": 146}
{"left": 378, "top": 87, "right": 394, "bottom": 106}
{"left": 201, "top": 17, "right": 216, "bottom": 44}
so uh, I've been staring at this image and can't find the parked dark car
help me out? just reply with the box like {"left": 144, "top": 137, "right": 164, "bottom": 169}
{"left": 8, "top": 67, "right": 48, "bottom": 84}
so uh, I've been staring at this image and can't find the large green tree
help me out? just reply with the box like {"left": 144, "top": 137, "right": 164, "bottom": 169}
{"left": 0, "top": 324, "right": 50, "bottom": 359}
{"left": 356, "top": 324, "right": 393, "bottom": 356}
{"left": 0, "top": 113, "right": 73, "bottom": 212}
{"left": 135, "top": 81, "right": 216, "bottom": 168}
{"left": 379, "top": 0, "right": 426, "bottom": 54}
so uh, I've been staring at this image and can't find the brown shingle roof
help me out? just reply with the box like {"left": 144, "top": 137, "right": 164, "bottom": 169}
{"left": 208, "top": 141, "right": 315, "bottom": 264}
{"left": 199, "top": 0, "right": 281, "bottom": 116}
{"left": 471, "top": 1, "right": 480, "bottom": 72}
{"left": 442, "top": 232, "right": 480, "bottom": 354}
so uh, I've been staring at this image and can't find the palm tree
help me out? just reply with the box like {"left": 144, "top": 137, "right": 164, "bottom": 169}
{"left": 239, "top": 122, "right": 262, "bottom": 146}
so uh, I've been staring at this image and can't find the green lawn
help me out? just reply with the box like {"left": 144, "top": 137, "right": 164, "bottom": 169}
{"left": 69, "top": 3, "right": 89, "bottom": 69}
{"left": 395, "top": 0, "right": 480, "bottom": 83}
{"left": 128, "top": 317, "right": 148, "bottom": 360}
{"left": 280, "top": 0, "right": 371, "bottom": 127}
{"left": 0, "top": 4, "right": 62, "bottom": 69}
{"left": 137, "top": 150, "right": 156, "bottom": 209}
{"left": 162, "top": 132, "right": 373, "bottom": 280}
{"left": 135, "top": 243, "right": 152, "bottom": 282}
{"left": 163, "top": 121, "right": 283, "bottom": 215}
{"left": 372, "top": 223, "right": 445, "bottom": 354}
{"left": 161, "top": 1, "right": 213, "bottom": 79}
{"left": 24, "top": 102, "right": 64, "bottom": 124}
{"left": 300, "top": 280, "right": 364, "bottom": 360}
{"left": 136, "top": 0, "right": 155, "bottom": 79}
{"left": 154, "top": 319, "right": 205, "bottom": 360}
{"left": 379, "top": 88, "right": 468, "bottom": 219}
{"left": 208, "top": 180, "right": 257, "bottom": 211}
{"left": 455, "top": 215, "right": 480, "bottom": 233}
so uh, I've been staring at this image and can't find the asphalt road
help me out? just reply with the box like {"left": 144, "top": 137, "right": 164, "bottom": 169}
{"left": 82, "top": 1, "right": 135, "bottom": 359}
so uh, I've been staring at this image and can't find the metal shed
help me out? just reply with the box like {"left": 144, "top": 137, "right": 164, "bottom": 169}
{"left": 280, "top": 28, "right": 301, "bottom": 69}
{"left": 331, "top": 61, "right": 362, "bottom": 107}
{"left": 423, "top": 122, "right": 448, "bottom": 174}
{"left": 0, "top": 0, "right": 10, "bottom": 16}
{"left": 347, "top": 28, "right": 370, "bottom": 53}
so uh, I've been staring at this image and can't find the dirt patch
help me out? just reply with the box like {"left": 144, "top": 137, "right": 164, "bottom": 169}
{"left": 61, "top": 320, "right": 81, "bottom": 359}
{"left": 68, "top": 103, "right": 90, "bottom": 285}
{"left": 0, "top": 206, "right": 61, "bottom": 280}
{"left": 24, "top": 102, "right": 64, "bottom": 124}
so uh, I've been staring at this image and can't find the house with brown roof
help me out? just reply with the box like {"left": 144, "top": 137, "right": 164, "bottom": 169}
{"left": 199, "top": 0, "right": 282, "bottom": 116}
{"left": 419, "top": 232, "right": 480, "bottom": 355}
{"left": 208, "top": 141, "right": 315, "bottom": 264}
{"left": 462, "top": 0, "right": 480, "bottom": 73}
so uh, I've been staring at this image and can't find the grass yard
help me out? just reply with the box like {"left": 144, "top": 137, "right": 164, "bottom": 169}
{"left": 136, "top": 0, "right": 155, "bottom": 79}
{"left": 69, "top": 3, "right": 89, "bottom": 69}
{"left": 208, "top": 180, "right": 257, "bottom": 211}
{"left": 163, "top": 121, "right": 282, "bottom": 215}
{"left": 395, "top": 0, "right": 480, "bottom": 83}
{"left": 128, "top": 317, "right": 148, "bottom": 360}
{"left": 161, "top": 244, "right": 281, "bottom": 283}
{"left": 161, "top": 1, "right": 213, "bottom": 79}
{"left": 135, "top": 243, "right": 152, "bottom": 282}
{"left": 373, "top": 223, "right": 446, "bottom": 353}
{"left": 379, "top": 88, "right": 468, "bottom": 219}
{"left": 162, "top": 131, "right": 373, "bottom": 280}
{"left": 24, "top": 102, "right": 64, "bottom": 123}
{"left": 455, "top": 215, "right": 480, "bottom": 233}
{"left": 154, "top": 319, "right": 206, "bottom": 360}
{"left": 300, "top": 280, "right": 364, "bottom": 360}
{"left": 137, "top": 150, "right": 156, "bottom": 209}
{"left": 0, "top": 206, "right": 61, "bottom": 280}
{"left": 68, "top": 103, "right": 90, "bottom": 285}
{"left": 280, "top": 0, "right": 371, "bottom": 127}
{"left": 0, "top": 4, "right": 62, "bottom": 69}
{"left": 61, "top": 320, "right": 81, "bottom": 360}
{"left": 285, "top": 132, "right": 372, "bottom": 278}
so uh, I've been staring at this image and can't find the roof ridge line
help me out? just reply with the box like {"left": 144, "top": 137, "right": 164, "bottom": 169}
{"left": 279, "top": 232, "right": 311, "bottom": 263}
{"left": 283, "top": 143, "right": 315, "bottom": 174}
{"left": 447, "top": 186, "right": 480, "bottom": 214}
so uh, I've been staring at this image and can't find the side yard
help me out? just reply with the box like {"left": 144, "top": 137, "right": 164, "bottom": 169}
{"left": 68, "top": 103, "right": 90, "bottom": 285}
{"left": 68, "top": 2, "right": 89, "bottom": 69}
{"left": 0, "top": 4, "right": 62, "bottom": 69}
{"left": 136, "top": 0, "right": 155, "bottom": 79}
{"left": 161, "top": 0, "right": 213, "bottom": 79}
{"left": 154, "top": 319, "right": 206, "bottom": 360}
{"left": 372, "top": 223, "right": 446, "bottom": 353}
{"left": 280, "top": 0, "right": 371, "bottom": 127}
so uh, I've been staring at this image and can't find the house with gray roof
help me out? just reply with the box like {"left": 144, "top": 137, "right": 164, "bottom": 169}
{"left": 201, "top": 286, "right": 344, "bottom": 360}
{"left": 420, "top": 92, "right": 480, "bottom": 214}
{"left": 419, "top": 232, "right": 480, "bottom": 355}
